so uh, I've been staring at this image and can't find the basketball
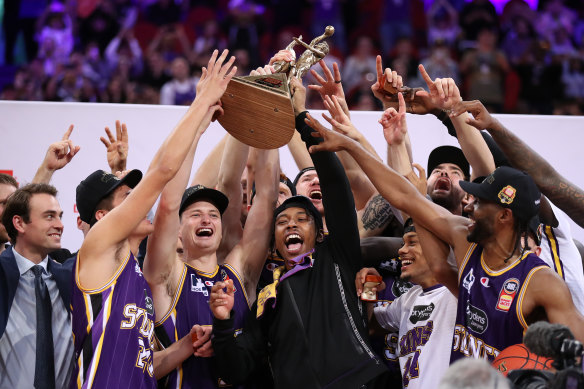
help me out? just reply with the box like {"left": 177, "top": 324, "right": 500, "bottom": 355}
{"left": 492, "top": 343, "right": 554, "bottom": 376}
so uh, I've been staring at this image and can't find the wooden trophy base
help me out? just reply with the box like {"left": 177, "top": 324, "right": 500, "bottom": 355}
{"left": 218, "top": 73, "right": 295, "bottom": 149}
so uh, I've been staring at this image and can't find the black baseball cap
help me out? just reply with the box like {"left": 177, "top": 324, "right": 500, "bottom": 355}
{"left": 459, "top": 166, "right": 541, "bottom": 222}
{"left": 427, "top": 145, "right": 470, "bottom": 179}
{"left": 293, "top": 167, "right": 316, "bottom": 186}
{"left": 274, "top": 195, "right": 323, "bottom": 232}
{"left": 179, "top": 185, "right": 229, "bottom": 216}
{"left": 76, "top": 169, "right": 142, "bottom": 223}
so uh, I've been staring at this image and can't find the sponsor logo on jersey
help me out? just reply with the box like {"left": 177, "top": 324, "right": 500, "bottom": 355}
{"left": 191, "top": 275, "right": 208, "bottom": 296}
{"left": 480, "top": 277, "right": 490, "bottom": 287}
{"left": 498, "top": 185, "right": 516, "bottom": 204}
{"left": 409, "top": 303, "right": 435, "bottom": 324}
{"left": 392, "top": 279, "right": 414, "bottom": 298}
{"left": 465, "top": 302, "right": 488, "bottom": 334}
{"left": 380, "top": 258, "right": 401, "bottom": 273}
{"left": 496, "top": 278, "right": 520, "bottom": 312}
{"left": 135, "top": 263, "right": 143, "bottom": 276}
{"left": 462, "top": 268, "right": 475, "bottom": 293}
{"left": 204, "top": 280, "right": 214, "bottom": 287}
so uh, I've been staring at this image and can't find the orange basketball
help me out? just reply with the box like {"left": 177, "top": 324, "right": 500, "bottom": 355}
{"left": 492, "top": 343, "right": 554, "bottom": 376}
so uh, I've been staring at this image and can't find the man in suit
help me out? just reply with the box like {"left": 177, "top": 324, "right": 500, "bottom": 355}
{"left": 0, "top": 173, "right": 18, "bottom": 255}
{"left": 0, "top": 183, "right": 74, "bottom": 388}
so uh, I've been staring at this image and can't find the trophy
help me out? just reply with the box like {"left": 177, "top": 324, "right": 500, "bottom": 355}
{"left": 217, "top": 26, "right": 335, "bottom": 149}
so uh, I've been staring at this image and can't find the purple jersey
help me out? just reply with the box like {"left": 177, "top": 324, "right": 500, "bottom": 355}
{"left": 71, "top": 252, "right": 157, "bottom": 389}
{"left": 451, "top": 244, "right": 549, "bottom": 362}
{"left": 155, "top": 263, "right": 251, "bottom": 388}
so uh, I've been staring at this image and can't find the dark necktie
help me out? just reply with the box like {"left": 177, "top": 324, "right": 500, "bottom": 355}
{"left": 31, "top": 265, "right": 55, "bottom": 389}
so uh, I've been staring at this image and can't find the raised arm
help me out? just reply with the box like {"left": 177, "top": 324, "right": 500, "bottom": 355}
{"left": 32, "top": 124, "right": 80, "bottom": 184}
{"left": 417, "top": 65, "right": 495, "bottom": 178}
{"left": 226, "top": 148, "right": 279, "bottom": 301}
{"left": 144, "top": 104, "right": 222, "bottom": 318}
{"left": 80, "top": 50, "right": 237, "bottom": 288}
{"left": 307, "top": 115, "right": 472, "bottom": 261}
{"left": 451, "top": 99, "right": 584, "bottom": 229}
{"left": 215, "top": 135, "right": 248, "bottom": 259}
{"left": 191, "top": 134, "right": 227, "bottom": 188}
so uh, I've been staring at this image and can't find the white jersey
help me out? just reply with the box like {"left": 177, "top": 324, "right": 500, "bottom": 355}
{"left": 374, "top": 284, "right": 457, "bottom": 389}
{"left": 539, "top": 203, "right": 584, "bottom": 315}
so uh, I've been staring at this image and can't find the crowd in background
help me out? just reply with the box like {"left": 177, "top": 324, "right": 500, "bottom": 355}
{"left": 2, "top": 0, "right": 584, "bottom": 114}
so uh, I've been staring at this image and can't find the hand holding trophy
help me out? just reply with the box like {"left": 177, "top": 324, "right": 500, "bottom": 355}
{"left": 217, "top": 26, "right": 335, "bottom": 149}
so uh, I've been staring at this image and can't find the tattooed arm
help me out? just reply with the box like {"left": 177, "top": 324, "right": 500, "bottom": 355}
{"left": 451, "top": 100, "right": 584, "bottom": 229}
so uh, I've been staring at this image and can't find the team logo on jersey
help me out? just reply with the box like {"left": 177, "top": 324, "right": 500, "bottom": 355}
{"left": 191, "top": 275, "right": 208, "bottom": 296}
{"left": 144, "top": 289, "right": 154, "bottom": 315}
{"left": 480, "top": 277, "right": 490, "bottom": 288}
{"left": 466, "top": 302, "right": 488, "bottom": 334}
{"left": 220, "top": 269, "right": 236, "bottom": 293}
{"left": 409, "top": 303, "right": 435, "bottom": 324}
{"left": 496, "top": 278, "right": 520, "bottom": 312}
{"left": 135, "top": 263, "right": 143, "bottom": 276}
{"left": 380, "top": 258, "right": 401, "bottom": 274}
{"left": 462, "top": 268, "right": 475, "bottom": 293}
{"left": 498, "top": 185, "right": 516, "bottom": 205}
{"left": 392, "top": 279, "right": 414, "bottom": 298}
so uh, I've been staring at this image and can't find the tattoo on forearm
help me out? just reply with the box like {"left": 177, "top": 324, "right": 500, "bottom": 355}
{"left": 362, "top": 194, "right": 394, "bottom": 231}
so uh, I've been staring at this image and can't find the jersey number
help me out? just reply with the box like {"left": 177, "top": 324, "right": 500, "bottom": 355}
{"left": 402, "top": 350, "right": 420, "bottom": 387}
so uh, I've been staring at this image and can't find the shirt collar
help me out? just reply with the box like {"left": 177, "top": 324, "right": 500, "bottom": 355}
{"left": 12, "top": 248, "right": 49, "bottom": 276}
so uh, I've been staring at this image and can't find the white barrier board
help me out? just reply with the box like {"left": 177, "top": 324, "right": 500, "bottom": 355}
{"left": 1, "top": 101, "right": 582, "bottom": 251}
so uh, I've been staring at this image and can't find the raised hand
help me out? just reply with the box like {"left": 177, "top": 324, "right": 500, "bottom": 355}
{"left": 450, "top": 100, "right": 499, "bottom": 131}
{"left": 405, "top": 163, "right": 427, "bottom": 196}
{"left": 305, "top": 113, "right": 354, "bottom": 154}
{"left": 249, "top": 65, "right": 275, "bottom": 76}
{"left": 43, "top": 124, "right": 80, "bottom": 171}
{"left": 308, "top": 61, "right": 349, "bottom": 116}
{"left": 290, "top": 76, "right": 307, "bottom": 115}
{"left": 198, "top": 102, "right": 224, "bottom": 134}
{"left": 415, "top": 64, "right": 461, "bottom": 112}
{"left": 355, "top": 267, "right": 385, "bottom": 297}
{"left": 209, "top": 280, "right": 235, "bottom": 321}
{"left": 379, "top": 92, "right": 408, "bottom": 146}
{"left": 321, "top": 95, "right": 362, "bottom": 141}
{"left": 100, "top": 120, "right": 128, "bottom": 173}
{"left": 190, "top": 325, "right": 214, "bottom": 358}
{"left": 195, "top": 49, "right": 237, "bottom": 106}
{"left": 268, "top": 49, "right": 295, "bottom": 65}
{"left": 371, "top": 55, "right": 404, "bottom": 109}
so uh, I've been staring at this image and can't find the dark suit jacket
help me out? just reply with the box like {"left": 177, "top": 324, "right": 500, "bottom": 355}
{"left": 0, "top": 246, "right": 74, "bottom": 338}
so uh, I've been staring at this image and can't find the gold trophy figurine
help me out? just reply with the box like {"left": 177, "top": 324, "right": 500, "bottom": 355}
{"left": 217, "top": 26, "right": 335, "bottom": 149}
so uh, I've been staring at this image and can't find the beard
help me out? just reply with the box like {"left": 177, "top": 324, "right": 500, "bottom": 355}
{"left": 467, "top": 216, "right": 494, "bottom": 244}
{"left": 431, "top": 190, "right": 463, "bottom": 213}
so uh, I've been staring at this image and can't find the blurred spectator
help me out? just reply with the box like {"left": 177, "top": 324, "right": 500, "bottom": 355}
{"left": 144, "top": 0, "right": 182, "bottom": 26}
{"left": 140, "top": 52, "right": 171, "bottom": 89}
{"left": 147, "top": 24, "right": 191, "bottom": 63}
{"left": 343, "top": 35, "right": 377, "bottom": 91}
{"left": 232, "top": 48, "right": 252, "bottom": 76}
{"left": 105, "top": 28, "right": 144, "bottom": 78}
{"left": 3, "top": 0, "right": 48, "bottom": 64}
{"left": 427, "top": 0, "right": 460, "bottom": 48}
{"left": 159, "top": 56, "right": 198, "bottom": 105}
{"left": 101, "top": 74, "right": 128, "bottom": 103}
{"left": 190, "top": 20, "right": 227, "bottom": 68}
{"left": 461, "top": 27, "right": 510, "bottom": 112}
{"left": 224, "top": 0, "right": 266, "bottom": 66}
{"left": 562, "top": 55, "right": 584, "bottom": 100}
{"left": 420, "top": 41, "right": 460, "bottom": 85}
{"left": 459, "top": 0, "right": 498, "bottom": 43}
{"left": 501, "top": 16, "right": 537, "bottom": 66}
{"left": 81, "top": 41, "right": 110, "bottom": 90}
{"left": 549, "top": 27, "right": 576, "bottom": 58}
{"left": 537, "top": 0, "right": 576, "bottom": 44}
{"left": 379, "top": 0, "right": 412, "bottom": 57}
{"left": 310, "top": 0, "right": 346, "bottom": 54}
{"left": 79, "top": 2, "right": 120, "bottom": 52}
{"left": 36, "top": 2, "right": 74, "bottom": 76}
{"left": 387, "top": 37, "right": 420, "bottom": 85}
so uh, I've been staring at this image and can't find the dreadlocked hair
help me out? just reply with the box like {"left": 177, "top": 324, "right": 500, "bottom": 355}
{"left": 503, "top": 217, "right": 530, "bottom": 263}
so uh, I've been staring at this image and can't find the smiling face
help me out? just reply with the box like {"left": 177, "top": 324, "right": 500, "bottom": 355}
{"left": 427, "top": 163, "right": 466, "bottom": 214}
{"left": 398, "top": 231, "right": 432, "bottom": 284}
{"left": 295, "top": 171, "right": 323, "bottom": 215}
{"left": 180, "top": 200, "right": 222, "bottom": 256}
{"left": 17, "top": 193, "right": 63, "bottom": 256}
{"left": 274, "top": 207, "right": 317, "bottom": 270}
